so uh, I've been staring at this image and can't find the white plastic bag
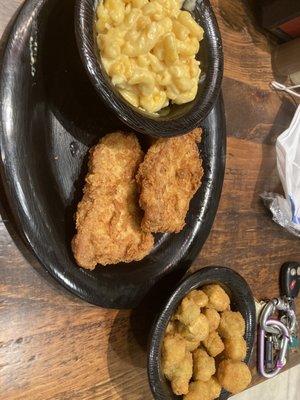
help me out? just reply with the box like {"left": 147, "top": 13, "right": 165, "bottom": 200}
{"left": 261, "top": 105, "right": 300, "bottom": 237}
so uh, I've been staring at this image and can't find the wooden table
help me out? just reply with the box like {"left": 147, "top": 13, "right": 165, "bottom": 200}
{"left": 0, "top": 0, "right": 300, "bottom": 399}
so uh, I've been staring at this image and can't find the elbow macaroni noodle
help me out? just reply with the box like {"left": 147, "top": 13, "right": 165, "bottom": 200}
{"left": 96, "top": 0, "right": 204, "bottom": 113}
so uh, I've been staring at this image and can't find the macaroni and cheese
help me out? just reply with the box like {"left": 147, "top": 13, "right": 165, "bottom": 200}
{"left": 96, "top": 0, "right": 204, "bottom": 113}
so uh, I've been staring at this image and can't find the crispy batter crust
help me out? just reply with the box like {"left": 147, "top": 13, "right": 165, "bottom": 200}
{"left": 217, "top": 360, "right": 252, "bottom": 394}
{"left": 136, "top": 128, "right": 203, "bottom": 233}
{"left": 72, "top": 132, "right": 154, "bottom": 269}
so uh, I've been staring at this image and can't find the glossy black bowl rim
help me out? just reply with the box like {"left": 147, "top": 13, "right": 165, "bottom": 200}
{"left": 75, "top": 0, "right": 224, "bottom": 137}
{"left": 148, "top": 266, "right": 256, "bottom": 400}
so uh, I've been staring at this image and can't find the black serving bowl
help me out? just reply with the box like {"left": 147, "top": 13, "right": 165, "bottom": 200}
{"left": 148, "top": 267, "right": 256, "bottom": 400}
{"left": 75, "top": 0, "right": 223, "bottom": 137}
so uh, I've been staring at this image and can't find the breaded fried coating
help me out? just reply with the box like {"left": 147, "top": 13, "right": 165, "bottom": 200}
{"left": 202, "top": 284, "right": 230, "bottom": 312}
{"left": 171, "top": 352, "right": 193, "bottom": 395}
{"left": 203, "top": 308, "right": 221, "bottom": 332}
{"left": 136, "top": 128, "right": 203, "bottom": 233}
{"left": 166, "top": 320, "right": 202, "bottom": 351}
{"left": 186, "top": 290, "right": 208, "bottom": 308}
{"left": 184, "top": 337, "right": 202, "bottom": 352}
{"left": 193, "top": 348, "right": 216, "bottom": 382}
{"left": 162, "top": 334, "right": 187, "bottom": 377}
{"left": 178, "top": 314, "right": 209, "bottom": 343}
{"left": 217, "top": 360, "right": 252, "bottom": 394}
{"left": 184, "top": 381, "right": 210, "bottom": 400}
{"left": 223, "top": 336, "right": 247, "bottom": 361}
{"left": 162, "top": 334, "right": 192, "bottom": 395}
{"left": 175, "top": 294, "right": 209, "bottom": 343}
{"left": 208, "top": 377, "right": 222, "bottom": 399}
{"left": 72, "top": 132, "right": 154, "bottom": 269}
{"left": 175, "top": 297, "right": 201, "bottom": 326}
{"left": 203, "top": 331, "right": 225, "bottom": 357}
{"left": 218, "top": 311, "right": 246, "bottom": 339}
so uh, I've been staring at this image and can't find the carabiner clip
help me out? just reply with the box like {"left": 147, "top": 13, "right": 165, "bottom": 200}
{"left": 258, "top": 318, "right": 290, "bottom": 378}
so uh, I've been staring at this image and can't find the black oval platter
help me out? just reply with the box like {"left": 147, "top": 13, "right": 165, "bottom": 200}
{"left": 0, "top": 0, "right": 226, "bottom": 309}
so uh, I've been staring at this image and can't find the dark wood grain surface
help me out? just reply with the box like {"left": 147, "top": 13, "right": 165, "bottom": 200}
{"left": 0, "top": 0, "right": 299, "bottom": 399}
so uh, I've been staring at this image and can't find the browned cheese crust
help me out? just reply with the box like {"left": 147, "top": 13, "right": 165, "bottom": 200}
{"left": 136, "top": 128, "right": 203, "bottom": 233}
{"left": 72, "top": 132, "right": 154, "bottom": 269}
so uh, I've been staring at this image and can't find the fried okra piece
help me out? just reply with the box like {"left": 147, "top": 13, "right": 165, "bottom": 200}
{"left": 171, "top": 352, "right": 193, "bottom": 395}
{"left": 208, "top": 377, "right": 222, "bottom": 399}
{"left": 223, "top": 336, "right": 247, "bottom": 361}
{"left": 193, "top": 348, "right": 216, "bottom": 382}
{"left": 162, "top": 334, "right": 192, "bottom": 395}
{"left": 203, "top": 331, "right": 225, "bottom": 357}
{"left": 184, "top": 337, "right": 202, "bottom": 352}
{"left": 175, "top": 297, "right": 201, "bottom": 326}
{"left": 203, "top": 308, "right": 221, "bottom": 332}
{"left": 202, "top": 284, "right": 230, "bottom": 312}
{"left": 165, "top": 320, "right": 198, "bottom": 349}
{"left": 175, "top": 295, "right": 209, "bottom": 342}
{"left": 162, "top": 334, "right": 186, "bottom": 376}
{"left": 178, "top": 313, "right": 209, "bottom": 342}
{"left": 184, "top": 377, "right": 222, "bottom": 400}
{"left": 217, "top": 359, "right": 252, "bottom": 394}
{"left": 183, "top": 380, "right": 210, "bottom": 400}
{"left": 186, "top": 290, "right": 208, "bottom": 308}
{"left": 218, "top": 310, "right": 245, "bottom": 339}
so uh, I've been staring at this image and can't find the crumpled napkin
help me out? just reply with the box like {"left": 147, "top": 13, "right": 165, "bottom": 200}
{"left": 261, "top": 105, "right": 300, "bottom": 237}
